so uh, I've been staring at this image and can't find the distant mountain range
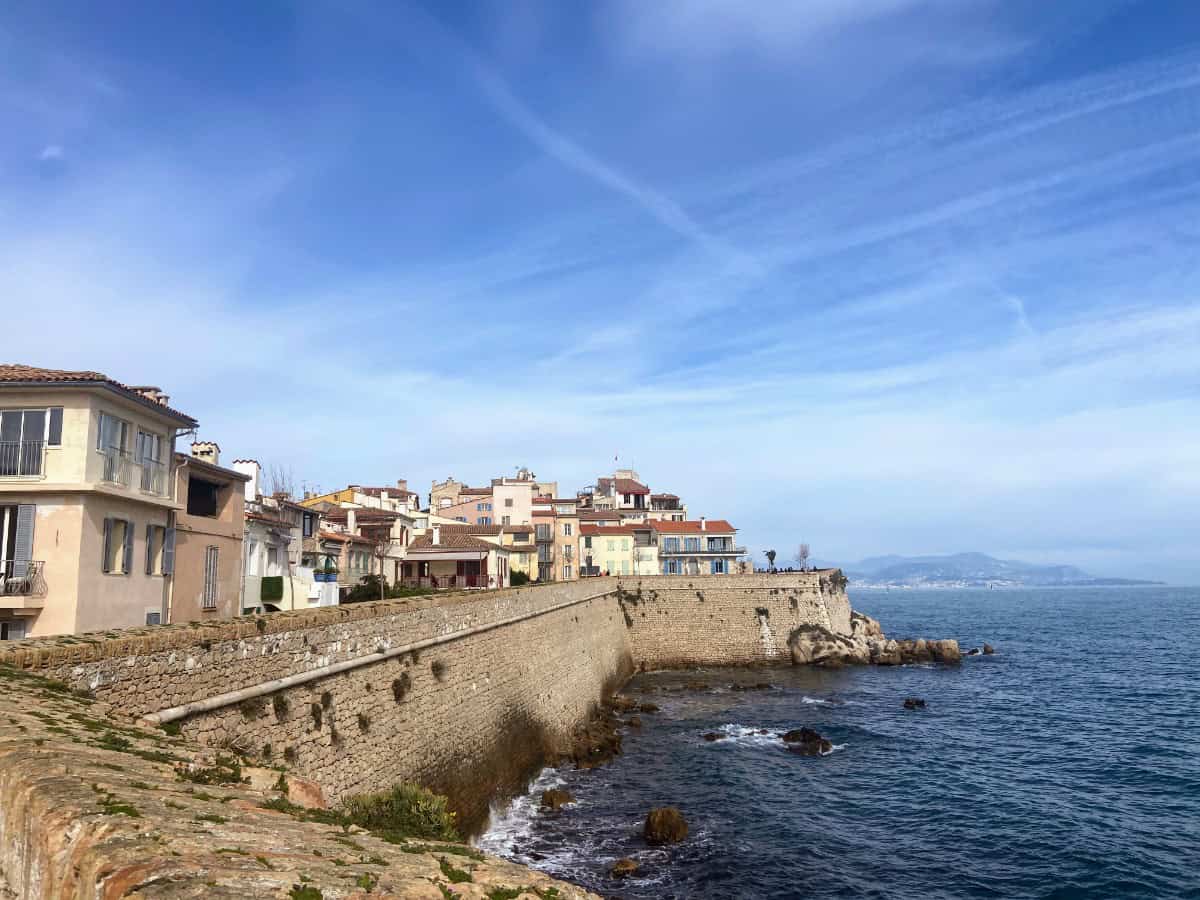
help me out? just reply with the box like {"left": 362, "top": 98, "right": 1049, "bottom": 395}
{"left": 835, "top": 552, "right": 1164, "bottom": 588}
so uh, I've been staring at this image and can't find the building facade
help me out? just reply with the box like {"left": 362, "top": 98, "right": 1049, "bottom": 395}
{"left": 652, "top": 518, "right": 744, "bottom": 575}
{"left": 169, "top": 443, "right": 248, "bottom": 622}
{"left": 0, "top": 365, "right": 196, "bottom": 638}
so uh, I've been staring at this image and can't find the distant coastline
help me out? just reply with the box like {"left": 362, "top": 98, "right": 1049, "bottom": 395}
{"left": 830, "top": 551, "right": 1165, "bottom": 589}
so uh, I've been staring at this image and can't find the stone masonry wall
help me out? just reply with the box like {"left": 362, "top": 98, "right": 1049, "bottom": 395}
{"left": 615, "top": 571, "right": 851, "bottom": 668}
{"left": 0, "top": 573, "right": 850, "bottom": 838}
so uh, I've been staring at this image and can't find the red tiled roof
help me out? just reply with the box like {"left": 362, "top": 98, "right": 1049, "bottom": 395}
{"left": 649, "top": 519, "right": 737, "bottom": 534}
{"left": 318, "top": 530, "right": 375, "bottom": 545}
{"left": 579, "top": 509, "right": 619, "bottom": 521}
{"left": 246, "top": 512, "right": 294, "bottom": 528}
{"left": 613, "top": 478, "right": 649, "bottom": 494}
{"left": 438, "top": 524, "right": 532, "bottom": 536}
{"left": 459, "top": 487, "right": 492, "bottom": 495}
{"left": 0, "top": 363, "right": 197, "bottom": 425}
{"left": 408, "top": 533, "right": 503, "bottom": 552}
{"left": 350, "top": 485, "right": 419, "bottom": 500}
{"left": 650, "top": 493, "right": 679, "bottom": 500}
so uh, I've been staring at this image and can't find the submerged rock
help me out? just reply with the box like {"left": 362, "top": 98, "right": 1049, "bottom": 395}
{"left": 644, "top": 807, "right": 688, "bottom": 845}
{"left": 983, "top": 643, "right": 995, "bottom": 655}
{"left": 639, "top": 702, "right": 660, "bottom": 713}
{"left": 540, "top": 788, "right": 575, "bottom": 810}
{"left": 702, "top": 732, "right": 725, "bottom": 742}
{"left": 903, "top": 698, "right": 926, "bottom": 710}
{"left": 607, "top": 695, "right": 638, "bottom": 713}
{"left": 611, "top": 858, "right": 639, "bottom": 878}
{"left": 780, "top": 727, "right": 833, "bottom": 756}
{"left": 626, "top": 716, "right": 642, "bottom": 728}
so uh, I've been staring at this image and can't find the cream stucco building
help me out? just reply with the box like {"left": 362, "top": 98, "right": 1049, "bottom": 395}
{"left": 0, "top": 365, "right": 197, "bottom": 639}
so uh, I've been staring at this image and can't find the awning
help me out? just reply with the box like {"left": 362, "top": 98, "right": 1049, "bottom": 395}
{"left": 404, "top": 550, "right": 488, "bottom": 562}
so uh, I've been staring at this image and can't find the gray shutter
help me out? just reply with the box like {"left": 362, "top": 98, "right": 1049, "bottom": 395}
{"left": 101, "top": 518, "right": 113, "bottom": 573}
{"left": 12, "top": 505, "right": 35, "bottom": 578}
{"left": 145, "top": 524, "right": 154, "bottom": 575}
{"left": 122, "top": 521, "right": 134, "bottom": 576}
{"left": 162, "top": 528, "right": 175, "bottom": 575}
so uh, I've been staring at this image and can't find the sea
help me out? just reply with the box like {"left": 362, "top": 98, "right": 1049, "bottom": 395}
{"left": 478, "top": 587, "right": 1200, "bottom": 899}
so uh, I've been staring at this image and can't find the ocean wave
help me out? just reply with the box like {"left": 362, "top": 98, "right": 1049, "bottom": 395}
{"left": 476, "top": 767, "right": 565, "bottom": 860}
{"left": 801, "top": 696, "right": 834, "bottom": 705}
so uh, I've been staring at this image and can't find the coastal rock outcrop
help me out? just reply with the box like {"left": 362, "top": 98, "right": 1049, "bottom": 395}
{"left": 541, "top": 789, "right": 575, "bottom": 810}
{"left": 611, "top": 858, "right": 640, "bottom": 878}
{"left": 781, "top": 727, "right": 833, "bottom": 756}
{"left": 789, "top": 613, "right": 963, "bottom": 668}
{"left": 903, "top": 698, "right": 926, "bottom": 710}
{"left": 644, "top": 807, "right": 688, "bottom": 845}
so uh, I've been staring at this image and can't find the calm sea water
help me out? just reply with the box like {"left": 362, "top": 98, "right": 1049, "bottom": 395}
{"left": 479, "top": 588, "right": 1200, "bottom": 899}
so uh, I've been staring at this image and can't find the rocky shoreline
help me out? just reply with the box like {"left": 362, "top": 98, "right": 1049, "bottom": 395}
{"left": 787, "top": 609, "right": 984, "bottom": 667}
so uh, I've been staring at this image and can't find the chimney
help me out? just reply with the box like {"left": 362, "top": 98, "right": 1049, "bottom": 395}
{"left": 129, "top": 386, "right": 169, "bottom": 406}
{"left": 700, "top": 516, "right": 707, "bottom": 531}
{"left": 396, "top": 479, "right": 408, "bottom": 493}
{"left": 347, "top": 508, "right": 357, "bottom": 534}
{"left": 432, "top": 525, "right": 441, "bottom": 545}
{"left": 231, "top": 459, "right": 261, "bottom": 502}
{"left": 191, "top": 441, "right": 220, "bottom": 466}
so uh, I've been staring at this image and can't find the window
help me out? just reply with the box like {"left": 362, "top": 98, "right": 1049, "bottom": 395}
{"left": 583, "top": 536, "right": 592, "bottom": 549}
{"left": 502, "top": 515, "right": 511, "bottom": 525}
{"left": 102, "top": 518, "right": 133, "bottom": 574}
{"left": 267, "top": 546, "right": 280, "bottom": 576}
{"left": 47, "top": 408, "right": 63, "bottom": 446}
{"left": 478, "top": 516, "right": 492, "bottom": 525}
{"left": 607, "top": 539, "right": 615, "bottom": 552}
{"left": 96, "top": 412, "right": 129, "bottom": 452}
{"left": 562, "top": 564, "right": 572, "bottom": 580}
{"left": 663, "top": 537, "right": 680, "bottom": 553}
{"left": 663, "top": 559, "right": 681, "bottom": 575}
{"left": 504, "top": 498, "right": 513, "bottom": 507}
{"left": 708, "top": 538, "right": 726, "bottom": 552}
{"left": 186, "top": 477, "right": 220, "bottom": 517}
{"left": 203, "top": 546, "right": 219, "bottom": 609}
{"left": 0, "top": 620, "right": 28, "bottom": 640}
{"left": 621, "top": 560, "right": 630, "bottom": 575}
{"left": 145, "top": 524, "right": 168, "bottom": 575}
{"left": 247, "top": 539, "right": 260, "bottom": 576}
{"left": 562, "top": 523, "right": 573, "bottom": 536}
{"left": 711, "top": 559, "right": 728, "bottom": 574}
{"left": 0, "top": 409, "right": 51, "bottom": 476}
{"left": 303, "top": 512, "right": 315, "bottom": 537}
{"left": 685, "top": 537, "right": 700, "bottom": 552}
{"left": 622, "top": 538, "right": 630, "bottom": 551}
{"left": 1, "top": 505, "right": 35, "bottom": 580}
{"left": 145, "top": 611, "right": 162, "bottom": 626}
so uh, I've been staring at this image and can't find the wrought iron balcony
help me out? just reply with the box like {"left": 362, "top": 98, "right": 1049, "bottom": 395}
{"left": 99, "top": 447, "right": 132, "bottom": 486}
{"left": 0, "top": 441, "right": 45, "bottom": 478}
{"left": 659, "top": 543, "right": 746, "bottom": 556}
{"left": 0, "top": 560, "right": 45, "bottom": 597}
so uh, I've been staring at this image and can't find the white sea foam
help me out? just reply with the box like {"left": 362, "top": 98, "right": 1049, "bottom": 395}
{"left": 801, "top": 695, "right": 834, "bottom": 705}
{"left": 476, "top": 766, "right": 565, "bottom": 859}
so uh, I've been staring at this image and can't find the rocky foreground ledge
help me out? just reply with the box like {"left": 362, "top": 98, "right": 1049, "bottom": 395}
{"left": 788, "top": 610, "right": 971, "bottom": 667}
{"left": 0, "top": 665, "right": 597, "bottom": 900}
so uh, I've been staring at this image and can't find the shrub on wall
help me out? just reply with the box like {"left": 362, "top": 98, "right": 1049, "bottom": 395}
{"left": 260, "top": 576, "right": 284, "bottom": 603}
{"left": 341, "top": 783, "right": 460, "bottom": 842}
{"left": 510, "top": 570, "right": 531, "bottom": 586}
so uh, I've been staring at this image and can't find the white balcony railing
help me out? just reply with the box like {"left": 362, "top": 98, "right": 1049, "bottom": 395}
{"left": 0, "top": 441, "right": 45, "bottom": 478}
{"left": 99, "top": 447, "right": 132, "bottom": 487}
{"left": 0, "top": 560, "right": 46, "bottom": 597}
{"left": 139, "top": 459, "right": 167, "bottom": 495}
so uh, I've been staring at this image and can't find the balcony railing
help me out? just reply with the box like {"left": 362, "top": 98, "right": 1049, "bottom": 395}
{"left": 99, "top": 447, "right": 132, "bottom": 486}
{"left": 659, "top": 543, "right": 747, "bottom": 556}
{"left": 0, "top": 560, "right": 46, "bottom": 597}
{"left": 535, "top": 526, "right": 553, "bottom": 541}
{"left": 580, "top": 565, "right": 602, "bottom": 577}
{"left": 139, "top": 459, "right": 167, "bottom": 495}
{"left": 0, "top": 441, "right": 45, "bottom": 478}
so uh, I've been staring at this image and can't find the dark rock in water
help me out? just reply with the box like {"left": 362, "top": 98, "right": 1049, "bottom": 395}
{"left": 758, "top": 729, "right": 770, "bottom": 735}
{"left": 540, "top": 788, "right": 574, "bottom": 810}
{"left": 730, "top": 681, "right": 773, "bottom": 692}
{"left": 903, "top": 698, "right": 926, "bottom": 710}
{"left": 639, "top": 702, "right": 660, "bottom": 713}
{"left": 560, "top": 708, "right": 623, "bottom": 770}
{"left": 611, "top": 857, "right": 639, "bottom": 878}
{"left": 685, "top": 680, "right": 711, "bottom": 691}
{"left": 702, "top": 731, "right": 725, "bottom": 742}
{"left": 607, "top": 695, "right": 638, "bottom": 712}
{"left": 780, "top": 727, "right": 833, "bottom": 756}
{"left": 626, "top": 716, "right": 642, "bottom": 728}
{"left": 644, "top": 806, "right": 688, "bottom": 845}
{"left": 966, "top": 648, "right": 980, "bottom": 656}
{"left": 983, "top": 643, "right": 995, "bottom": 654}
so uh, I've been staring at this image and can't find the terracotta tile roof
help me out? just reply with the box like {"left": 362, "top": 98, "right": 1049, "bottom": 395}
{"left": 0, "top": 363, "right": 197, "bottom": 425}
{"left": 610, "top": 478, "right": 650, "bottom": 494}
{"left": 579, "top": 509, "right": 619, "bottom": 521}
{"left": 408, "top": 533, "right": 503, "bottom": 552}
{"left": 437, "top": 524, "right": 533, "bottom": 536}
{"left": 246, "top": 512, "right": 294, "bottom": 529}
{"left": 350, "top": 485, "right": 419, "bottom": 500}
{"left": 649, "top": 519, "right": 737, "bottom": 534}
{"left": 318, "top": 530, "right": 375, "bottom": 545}
{"left": 459, "top": 487, "right": 492, "bottom": 495}
{"left": 650, "top": 493, "right": 679, "bottom": 500}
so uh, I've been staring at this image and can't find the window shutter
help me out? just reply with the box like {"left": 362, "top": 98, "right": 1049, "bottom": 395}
{"left": 12, "top": 505, "right": 35, "bottom": 578}
{"left": 47, "top": 408, "right": 63, "bottom": 446}
{"left": 101, "top": 519, "right": 113, "bottom": 573}
{"left": 122, "top": 521, "right": 134, "bottom": 576}
{"left": 145, "top": 524, "right": 154, "bottom": 574}
{"left": 162, "top": 528, "right": 176, "bottom": 575}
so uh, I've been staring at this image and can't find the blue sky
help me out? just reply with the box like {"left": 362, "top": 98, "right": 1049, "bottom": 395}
{"left": 3, "top": 1, "right": 1199, "bottom": 583}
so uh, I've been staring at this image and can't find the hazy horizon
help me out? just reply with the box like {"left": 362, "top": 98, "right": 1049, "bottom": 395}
{"left": 3, "top": 1, "right": 1197, "bottom": 584}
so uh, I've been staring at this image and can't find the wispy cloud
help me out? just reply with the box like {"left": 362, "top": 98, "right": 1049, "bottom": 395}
{"left": 38, "top": 143, "right": 62, "bottom": 161}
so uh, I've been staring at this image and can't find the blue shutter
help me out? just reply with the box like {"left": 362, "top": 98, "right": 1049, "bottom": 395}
{"left": 162, "top": 528, "right": 176, "bottom": 575}
{"left": 12, "top": 505, "right": 35, "bottom": 578}
{"left": 101, "top": 519, "right": 113, "bottom": 573}
{"left": 122, "top": 521, "right": 134, "bottom": 575}
{"left": 145, "top": 524, "right": 154, "bottom": 574}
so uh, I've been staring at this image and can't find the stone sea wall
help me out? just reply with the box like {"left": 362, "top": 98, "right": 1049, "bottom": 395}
{"left": 0, "top": 572, "right": 854, "bottom": 897}
{"left": 617, "top": 571, "right": 851, "bottom": 668}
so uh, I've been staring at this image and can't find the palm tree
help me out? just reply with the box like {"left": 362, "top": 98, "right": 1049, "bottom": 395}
{"left": 764, "top": 549, "right": 776, "bottom": 572}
